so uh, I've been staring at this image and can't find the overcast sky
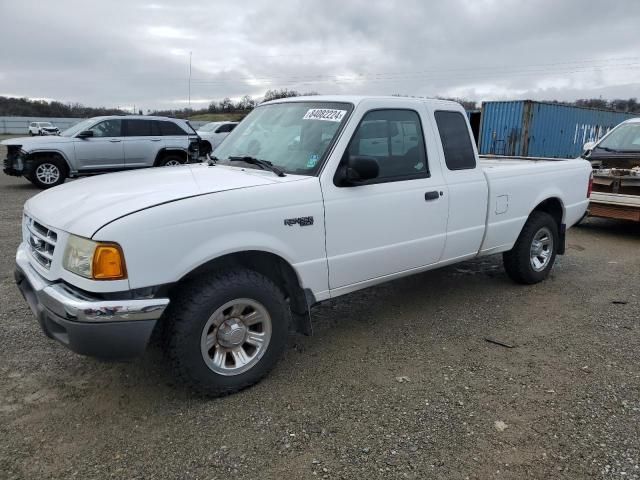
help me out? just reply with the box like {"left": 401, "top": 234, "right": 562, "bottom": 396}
{"left": 1, "top": 0, "right": 639, "bottom": 111}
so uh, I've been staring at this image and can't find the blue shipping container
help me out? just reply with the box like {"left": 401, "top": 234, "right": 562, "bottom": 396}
{"left": 478, "top": 100, "right": 636, "bottom": 158}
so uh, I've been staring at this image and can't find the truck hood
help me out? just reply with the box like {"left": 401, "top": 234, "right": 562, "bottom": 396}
{"left": 25, "top": 164, "right": 300, "bottom": 238}
{"left": 2, "top": 135, "right": 73, "bottom": 148}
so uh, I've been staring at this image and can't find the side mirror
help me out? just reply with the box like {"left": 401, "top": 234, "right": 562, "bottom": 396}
{"left": 342, "top": 155, "right": 379, "bottom": 185}
{"left": 583, "top": 141, "right": 596, "bottom": 152}
{"left": 77, "top": 130, "right": 94, "bottom": 139}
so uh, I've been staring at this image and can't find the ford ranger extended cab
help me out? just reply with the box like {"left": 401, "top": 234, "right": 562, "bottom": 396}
{"left": 14, "top": 96, "right": 592, "bottom": 396}
{"left": 583, "top": 118, "right": 640, "bottom": 222}
{"left": 3, "top": 115, "right": 200, "bottom": 189}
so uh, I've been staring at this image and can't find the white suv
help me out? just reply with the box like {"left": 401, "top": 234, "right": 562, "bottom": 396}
{"left": 196, "top": 121, "right": 238, "bottom": 155}
{"left": 28, "top": 122, "right": 60, "bottom": 136}
{"left": 3, "top": 116, "right": 200, "bottom": 188}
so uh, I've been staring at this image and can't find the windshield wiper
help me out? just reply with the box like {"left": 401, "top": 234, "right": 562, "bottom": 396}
{"left": 597, "top": 146, "right": 619, "bottom": 153}
{"left": 228, "top": 156, "right": 286, "bottom": 177}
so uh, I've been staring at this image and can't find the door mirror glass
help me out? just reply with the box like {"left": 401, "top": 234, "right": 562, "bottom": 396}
{"left": 344, "top": 155, "right": 379, "bottom": 185}
{"left": 77, "top": 130, "right": 94, "bottom": 138}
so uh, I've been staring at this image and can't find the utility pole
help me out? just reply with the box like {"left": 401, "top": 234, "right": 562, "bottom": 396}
{"left": 188, "top": 51, "right": 192, "bottom": 110}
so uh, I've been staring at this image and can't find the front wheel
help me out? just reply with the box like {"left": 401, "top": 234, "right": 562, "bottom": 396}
{"left": 27, "top": 159, "right": 67, "bottom": 189}
{"left": 503, "top": 211, "right": 558, "bottom": 284}
{"left": 163, "top": 269, "right": 291, "bottom": 396}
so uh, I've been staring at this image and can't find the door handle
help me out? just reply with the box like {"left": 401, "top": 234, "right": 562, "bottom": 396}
{"left": 424, "top": 191, "right": 440, "bottom": 201}
{"left": 150, "top": 138, "right": 162, "bottom": 141}
{"left": 109, "top": 138, "right": 122, "bottom": 142}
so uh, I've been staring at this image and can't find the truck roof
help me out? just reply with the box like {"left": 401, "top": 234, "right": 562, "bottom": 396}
{"left": 262, "top": 95, "right": 463, "bottom": 109}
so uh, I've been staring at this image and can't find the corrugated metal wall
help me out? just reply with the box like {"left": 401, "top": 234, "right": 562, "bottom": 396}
{"left": 478, "top": 101, "right": 637, "bottom": 158}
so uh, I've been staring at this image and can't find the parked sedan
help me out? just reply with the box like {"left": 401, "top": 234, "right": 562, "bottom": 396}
{"left": 197, "top": 121, "right": 238, "bottom": 155}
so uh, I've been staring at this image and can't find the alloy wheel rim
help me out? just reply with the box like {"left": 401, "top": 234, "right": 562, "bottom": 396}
{"left": 530, "top": 227, "right": 553, "bottom": 272}
{"left": 35, "top": 163, "right": 60, "bottom": 184}
{"left": 200, "top": 298, "right": 272, "bottom": 376}
{"left": 164, "top": 159, "right": 181, "bottom": 166}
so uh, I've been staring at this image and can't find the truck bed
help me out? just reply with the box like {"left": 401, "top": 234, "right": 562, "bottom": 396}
{"left": 476, "top": 155, "right": 592, "bottom": 255}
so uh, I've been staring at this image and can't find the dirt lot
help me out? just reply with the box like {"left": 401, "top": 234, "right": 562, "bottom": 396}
{"left": 0, "top": 152, "right": 639, "bottom": 479}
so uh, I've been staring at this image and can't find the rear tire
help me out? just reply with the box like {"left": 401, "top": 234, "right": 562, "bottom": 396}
{"left": 27, "top": 159, "right": 67, "bottom": 189}
{"left": 503, "top": 211, "right": 558, "bottom": 284}
{"left": 157, "top": 154, "right": 185, "bottom": 167}
{"left": 163, "top": 269, "right": 291, "bottom": 396}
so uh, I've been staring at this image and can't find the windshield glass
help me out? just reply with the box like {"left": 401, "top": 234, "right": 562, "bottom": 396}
{"left": 214, "top": 101, "right": 353, "bottom": 175}
{"left": 61, "top": 118, "right": 96, "bottom": 137}
{"left": 40, "top": 122, "right": 53, "bottom": 127}
{"left": 598, "top": 123, "right": 640, "bottom": 152}
{"left": 198, "top": 122, "right": 220, "bottom": 132}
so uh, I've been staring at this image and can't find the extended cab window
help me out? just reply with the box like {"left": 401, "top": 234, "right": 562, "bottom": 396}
{"left": 345, "top": 109, "right": 428, "bottom": 183}
{"left": 159, "top": 121, "right": 187, "bottom": 136}
{"left": 435, "top": 111, "right": 476, "bottom": 170}
{"left": 125, "top": 119, "right": 152, "bottom": 136}
{"left": 89, "top": 119, "right": 122, "bottom": 138}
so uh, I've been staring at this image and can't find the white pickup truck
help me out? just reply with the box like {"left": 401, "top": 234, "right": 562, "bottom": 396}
{"left": 15, "top": 96, "right": 592, "bottom": 396}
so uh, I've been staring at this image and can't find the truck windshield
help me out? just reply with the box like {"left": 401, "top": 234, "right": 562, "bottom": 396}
{"left": 214, "top": 101, "right": 353, "bottom": 175}
{"left": 598, "top": 123, "right": 640, "bottom": 152}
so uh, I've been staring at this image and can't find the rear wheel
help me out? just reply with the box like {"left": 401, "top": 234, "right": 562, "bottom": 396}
{"left": 503, "top": 211, "right": 558, "bottom": 284}
{"left": 157, "top": 154, "right": 184, "bottom": 167}
{"left": 27, "top": 159, "right": 67, "bottom": 189}
{"left": 163, "top": 269, "right": 290, "bottom": 396}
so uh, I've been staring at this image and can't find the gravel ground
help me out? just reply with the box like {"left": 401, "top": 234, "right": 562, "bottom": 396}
{"left": 0, "top": 152, "right": 639, "bottom": 479}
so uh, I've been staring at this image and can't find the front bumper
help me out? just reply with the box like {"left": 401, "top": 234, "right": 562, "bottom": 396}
{"left": 15, "top": 244, "right": 170, "bottom": 359}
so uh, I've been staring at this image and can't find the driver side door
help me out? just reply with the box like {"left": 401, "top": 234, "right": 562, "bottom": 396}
{"left": 320, "top": 106, "right": 449, "bottom": 293}
{"left": 74, "top": 119, "right": 124, "bottom": 170}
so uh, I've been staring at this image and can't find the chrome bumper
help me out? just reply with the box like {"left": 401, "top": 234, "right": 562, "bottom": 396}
{"left": 15, "top": 243, "right": 170, "bottom": 359}
{"left": 16, "top": 244, "right": 169, "bottom": 322}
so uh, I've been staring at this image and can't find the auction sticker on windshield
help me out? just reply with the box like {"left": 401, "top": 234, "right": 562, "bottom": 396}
{"left": 303, "top": 109, "right": 347, "bottom": 122}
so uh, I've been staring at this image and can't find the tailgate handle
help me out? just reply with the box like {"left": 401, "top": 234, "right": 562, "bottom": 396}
{"left": 424, "top": 191, "right": 440, "bottom": 201}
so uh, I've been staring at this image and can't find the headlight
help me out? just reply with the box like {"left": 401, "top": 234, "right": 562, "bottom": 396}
{"left": 63, "top": 234, "right": 127, "bottom": 280}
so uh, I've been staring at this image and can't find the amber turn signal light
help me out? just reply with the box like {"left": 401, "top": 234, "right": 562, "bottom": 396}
{"left": 92, "top": 244, "right": 127, "bottom": 280}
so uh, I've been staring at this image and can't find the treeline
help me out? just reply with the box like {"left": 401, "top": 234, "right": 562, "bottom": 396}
{"left": 151, "top": 89, "right": 319, "bottom": 118}
{"left": 2, "top": 92, "right": 638, "bottom": 119}
{"left": 0, "top": 96, "right": 128, "bottom": 117}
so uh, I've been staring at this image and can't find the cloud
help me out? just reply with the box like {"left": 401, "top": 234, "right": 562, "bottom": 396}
{"left": 0, "top": 0, "right": 639, "bottom": 111}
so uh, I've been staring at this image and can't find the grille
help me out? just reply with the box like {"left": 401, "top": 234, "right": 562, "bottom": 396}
{"left": 24, "top": 215, "right": 58, "bottom": 269}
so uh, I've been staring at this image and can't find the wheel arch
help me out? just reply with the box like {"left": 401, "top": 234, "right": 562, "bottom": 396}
{"left": 529, "top": 196, "right": 565, "bottom": 254}
{"left": 170, "top": 250, "right": 314, "bottom": 335}
{"left": 25, "top": 150, "right": 72, "bottom": 175}
{"left": 154, "top": 148, "right": 188, "bottom": 166}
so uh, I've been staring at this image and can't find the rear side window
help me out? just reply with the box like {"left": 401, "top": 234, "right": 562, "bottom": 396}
{"left": 434, "top": 111, "right": 476, "bottom": 170}
{"left": 158, "top": 121, "right": 187, "bottom": 136}
{"left": 215, "top": 124, "right": 233, "bottom": 133}
{"left": 125, "top": 119, "right": 152, "bottom": 137}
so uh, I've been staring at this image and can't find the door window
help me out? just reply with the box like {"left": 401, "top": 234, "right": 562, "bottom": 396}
{"left": 89, "top": 119, "right": 122, "bottom": 138}
{"left": 434, "top": 111, "right": 476, "bottom": 170}
{"left": 344, "top": 109, "right": 428, "bottom": 183}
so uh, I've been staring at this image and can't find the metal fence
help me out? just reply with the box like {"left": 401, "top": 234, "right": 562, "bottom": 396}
{"left": 0, "top": 116, "right": 86, "bottom": 134}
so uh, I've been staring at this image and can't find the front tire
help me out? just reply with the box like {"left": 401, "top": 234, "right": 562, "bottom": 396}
{"left": 503, "top": 211, "right": 558, "bottom": 284}
{"left": 27, "top": 159, "right": 67, "bottom": 189}
{"left": 163, "top": 269, "right": 291, "bottom": 396}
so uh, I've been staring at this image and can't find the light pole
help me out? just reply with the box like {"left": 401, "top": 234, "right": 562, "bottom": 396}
{"left": 188, "top": 51, "right": 192, "bottom": 110}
